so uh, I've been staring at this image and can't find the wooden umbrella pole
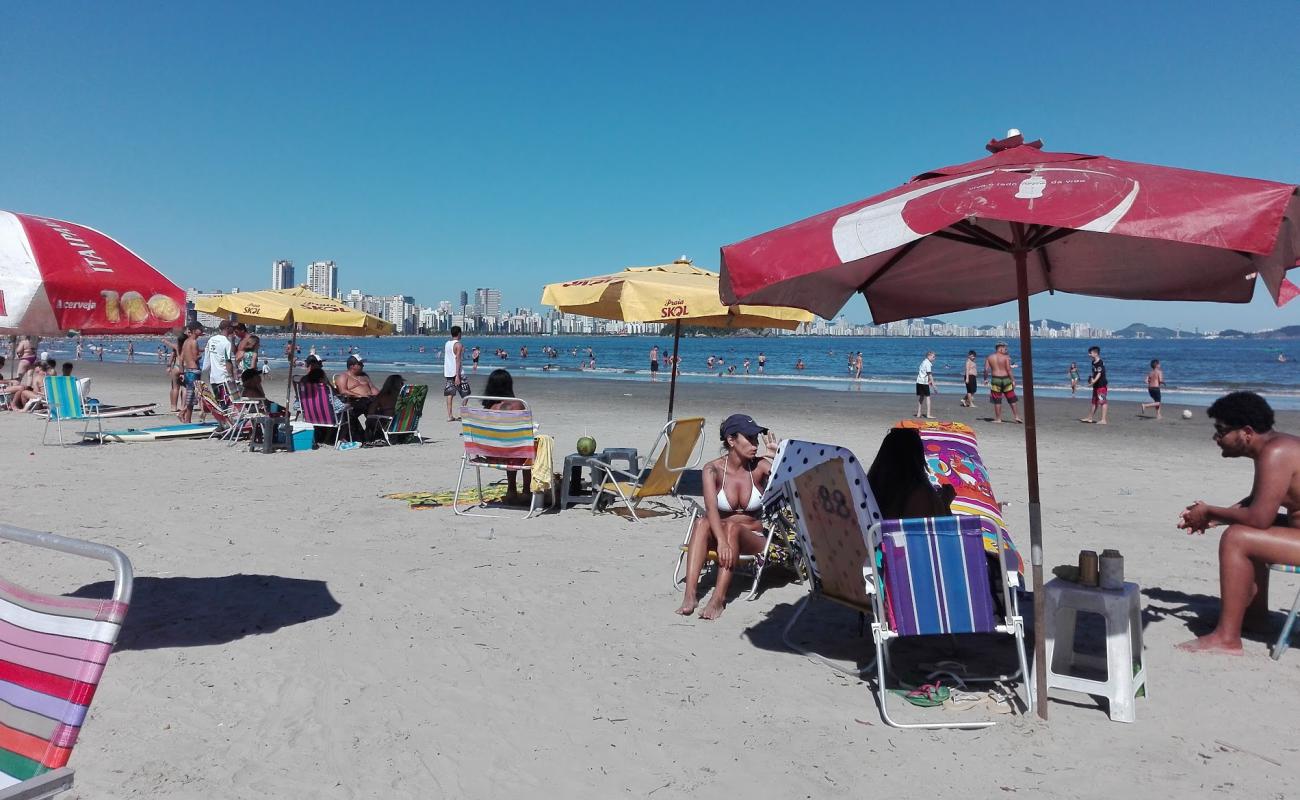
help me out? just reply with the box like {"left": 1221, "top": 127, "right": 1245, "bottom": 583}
{"left": 666, "top": 319, "right": 682, "bottom": 420}
{"left": 1012, "top": 227, "right": 1048, "bottom": 721}
{"left": 284, "top": 320, "right": 299, "bottom": 403}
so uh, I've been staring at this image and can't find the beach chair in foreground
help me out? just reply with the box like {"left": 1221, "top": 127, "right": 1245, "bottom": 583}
{"left": 0, "top": 522, "right": 132, "bottom": 800}
{"left": 40, "top": 376, "right": 103, "bottom": 446}
{"left": 767, "top": 440, "right": 884, "bottom": 677}
{"left": 867, "top": 514, "right": 1033, "bottom": 729}
{"left": 896, "top": 420, "right": 1025, "bottom": 588}
{"left": 294, "top": 381, "right": 351, "bottom": 445}
{"left": 590, "top": 417, "right": 705, "bottom": 522}
{"left": 1269, "top": 563, "right": 1300, "bottom": 660}
{"left": 454, "top": 397, "right": 549, "bottom": 518}
{"left": 370, "top": 384, "right": 428, "bottom": 446}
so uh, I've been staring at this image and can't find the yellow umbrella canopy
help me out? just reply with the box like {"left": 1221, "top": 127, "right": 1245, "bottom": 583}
{"left": 193, "top": 286, "right": 394, "bottom": 335}
{"left": 542, "top": 259, "right": 814, "bottom": 417}
{"left": 541, "top": 259, "right": 813, "bottom": 330}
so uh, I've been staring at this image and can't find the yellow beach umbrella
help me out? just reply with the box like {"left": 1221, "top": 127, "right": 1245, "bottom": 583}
{"left": 542, "top": 258, "right": 814, "bottom": 417}
{"left": 195, "top": 286, "right": 394, "bottom": 396}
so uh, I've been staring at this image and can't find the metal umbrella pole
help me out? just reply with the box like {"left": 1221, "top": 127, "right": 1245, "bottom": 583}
{"left": 1010, "top": 223, "right": 1048, "bottom": 720}
{"left": 666, "top": 319, "right": 682, "bottom": 420}
{"left": 283, "top": 319, "right": 299, "bottom": 403}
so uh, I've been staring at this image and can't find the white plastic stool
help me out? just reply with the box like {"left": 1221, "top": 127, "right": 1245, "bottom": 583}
{"left": 1038, "top": 578, "right": 1147, "bottom": 723}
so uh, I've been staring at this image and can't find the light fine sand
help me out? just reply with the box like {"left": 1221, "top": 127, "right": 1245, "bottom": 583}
{"left": 2, "top": 363, "right": 1298, "bottom": 798}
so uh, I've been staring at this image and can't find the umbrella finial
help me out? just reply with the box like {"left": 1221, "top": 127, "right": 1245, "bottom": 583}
{"left": 676, "top": 255, "right": 692, "bottom": 264}
{"left": 986, "top": 129, "right": 1043, "bottom": 153}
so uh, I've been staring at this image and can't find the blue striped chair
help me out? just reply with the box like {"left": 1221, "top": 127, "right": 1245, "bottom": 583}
{"left": 867, "top": 515, "right": 1033, "bottom": 729}
{"left": 41, "top": 377, "right": 102, "bottom": 446}
{"left": 1269, "top": 563, "right": 1300, "bottom": 660}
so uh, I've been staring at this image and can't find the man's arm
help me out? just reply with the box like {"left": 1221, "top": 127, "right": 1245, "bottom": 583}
{"left": 454, "top": 341, "right": 463, "bottom": 381}
{"left": 1183, "top": 446, "right": 1294, "bottom": 531}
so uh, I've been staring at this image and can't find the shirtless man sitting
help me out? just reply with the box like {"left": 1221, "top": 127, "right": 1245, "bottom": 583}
{"left": 983, "top": 342, "right": 1023, "bottom": 423}
{"left": 335, "top": 355, "right": 379, "bottom": 439}
{"left": 1177, "top": 391, "right": 1300, "bottom": 654}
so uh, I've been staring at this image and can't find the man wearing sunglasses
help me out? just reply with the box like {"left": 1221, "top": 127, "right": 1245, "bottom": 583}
{"left": 1178, "top": 391, "right": 1300, "bottom": 654}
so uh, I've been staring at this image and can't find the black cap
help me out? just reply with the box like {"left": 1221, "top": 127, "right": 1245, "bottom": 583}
{"left": 720, "top": 413, "right": 767, "bottom": 439}
{"left": 305, "top": 354, "right": 322, "bottom": 366}
{"left": 346, "top": 355, "right": 364, "bottom": 367}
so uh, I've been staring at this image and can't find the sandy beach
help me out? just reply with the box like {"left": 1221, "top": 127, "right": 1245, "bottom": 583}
{"left": 3, "top": 362, "right": 1299, "bottom": 799}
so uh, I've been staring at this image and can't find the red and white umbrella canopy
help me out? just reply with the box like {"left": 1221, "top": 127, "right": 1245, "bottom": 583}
{"left": 720, "top": 139, "right": 1300, "bottom": 322}
{"left": 0, "top": 210, "right": 186, "bottom": 335}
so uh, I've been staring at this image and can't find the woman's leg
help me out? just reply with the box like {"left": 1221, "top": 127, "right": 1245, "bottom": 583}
{"left": 676, "top": 516, "right": 714, "bottom": 615}
{"left": 699, "top": 520, "right": 767, "bottom": 619}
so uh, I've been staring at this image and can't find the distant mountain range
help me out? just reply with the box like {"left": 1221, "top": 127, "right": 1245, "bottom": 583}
{"left": 1214, "top": 325, "right": 1300, "bottom": 340}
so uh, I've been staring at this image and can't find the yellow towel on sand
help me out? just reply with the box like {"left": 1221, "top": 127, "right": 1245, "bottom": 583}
{"left": 530, "top": 434, "right": 554, "bottom": 493}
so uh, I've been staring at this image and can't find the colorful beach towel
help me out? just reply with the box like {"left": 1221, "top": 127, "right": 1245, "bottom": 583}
{"left": 895, "top": 420, "right": 1023, "bottom": 578}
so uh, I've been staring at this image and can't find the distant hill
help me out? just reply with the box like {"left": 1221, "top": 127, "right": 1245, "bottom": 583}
{"left": 1215, "top": 325, "right": 1300, "bottom": 340}
{"left": 1115, "top": 323, "right": 1185, "bottom": 339}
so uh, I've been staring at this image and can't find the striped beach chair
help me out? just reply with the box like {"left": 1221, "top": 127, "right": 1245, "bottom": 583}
{"left": 454, "top": 397, "right": 546, "bottom": 518}
{"left": 0, "top": 523, "right": 132, "bottom": 799}
{"left": 294, "top": 381, "right": 350, "bottom": 445}
{"left": 40, "top": 377, "right": 103, "bottom": 446}
{"left": 371, "top": 385, "right": 428, "bottom": 446}
{"left": 867, "top": 515, "right": 1032, "bottom": 729}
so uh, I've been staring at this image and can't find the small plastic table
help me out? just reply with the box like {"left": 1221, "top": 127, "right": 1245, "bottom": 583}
{"left": 1038, "top": 578, "right": 1147, "bottom": 723}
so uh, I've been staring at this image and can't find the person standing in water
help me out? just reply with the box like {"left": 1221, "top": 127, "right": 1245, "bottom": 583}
{"left": 1141, "top": 358, "right": 1165, "bottom": 420}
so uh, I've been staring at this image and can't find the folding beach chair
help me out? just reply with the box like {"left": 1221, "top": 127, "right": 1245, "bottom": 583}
{"left": 672, "top": 491, "right": 800, "bottom": 602}
{"left": 590, "top": 417, "right": 705, "bottom": 522}
{"left": 0, "top": 522, "right": 132, "bottom": 800}
{"left": 40, "top": 377, "right": 103, "bottom": 446}
{"left": 867, "top": 514, "right": 1033, "bottom": 729}
{"left": 1269, "top": 563, "right": 1300, "bottom": 660}
{"left": 370, "top": 384, "right": 428, "bottom": 446}
{"left": 896, "top": 420, "right": 1024, "bottom": 587}
{"left": 454, "top": 397, "right": 548, "bottom": 518}
{"left": 766, "top": 440, "right": 885, "bottom": 677}
{"left": 294, "top": 381, "right": 351, "bottom": 445}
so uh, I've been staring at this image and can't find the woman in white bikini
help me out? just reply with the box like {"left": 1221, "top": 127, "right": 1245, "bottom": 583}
{"left": 676, "top": 414, "right": 778, "bottom": 620}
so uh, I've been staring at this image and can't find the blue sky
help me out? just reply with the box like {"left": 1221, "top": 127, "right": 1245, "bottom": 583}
{"left": 2, "top": 1, "right": 1297, "bottom": 331}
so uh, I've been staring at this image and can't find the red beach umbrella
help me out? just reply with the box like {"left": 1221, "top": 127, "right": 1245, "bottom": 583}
{"left": 719, "top": 132, "right": 1300, "bottom": 720}
{"left": 0, "top": 210, "right": 186, "bottom": 335}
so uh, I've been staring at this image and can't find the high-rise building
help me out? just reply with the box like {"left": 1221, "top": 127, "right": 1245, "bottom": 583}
{"left": 474, "top": 288, "right": 501, "bottom": 318}
{"left": 271, "top": 260, "right": 294, "bottom": 290}
{"left": 306, "top": 261, "right": 338, "bottom": 298}
{"left": 458, "top": 290, "right": 469, "bottom": 310}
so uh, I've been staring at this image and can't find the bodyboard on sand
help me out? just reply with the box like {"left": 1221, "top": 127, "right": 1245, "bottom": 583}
{"left": 36, "top": 403, "right": 158, "bottom": 420}
{"left": 88, "top": 423, "right": 218, "bottom": 442}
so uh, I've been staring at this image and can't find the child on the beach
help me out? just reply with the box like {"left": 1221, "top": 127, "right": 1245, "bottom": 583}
{"left": 1141, "top": 359, "right": 1165, "bottom": 419}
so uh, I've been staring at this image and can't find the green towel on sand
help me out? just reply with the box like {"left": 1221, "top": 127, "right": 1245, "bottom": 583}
{"left": 384, "top": 485, "right": 510, "bottom": 510}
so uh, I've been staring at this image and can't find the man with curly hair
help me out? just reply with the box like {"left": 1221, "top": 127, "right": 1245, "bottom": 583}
{"left": 1178, "top": 391, "right": 1300, "bottom": 654}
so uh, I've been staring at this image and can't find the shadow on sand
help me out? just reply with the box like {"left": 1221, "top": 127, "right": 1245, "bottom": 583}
{"left": 69, "top": 574, "right": 341, "bottom": 651}
{"left": 1142, "top": 585, "right": 1290, "bottom": 645}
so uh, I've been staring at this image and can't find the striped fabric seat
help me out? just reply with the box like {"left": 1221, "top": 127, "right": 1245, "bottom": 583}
{"left": 461, "top": 407, "right": 536, "bottom": 464}
{"left": 295, "top": 382, "right": 337, "bottom": 427}
{"left": 878, "top": 515, "right": 997, "bottom": 637}
{"left": 0, "top": 576, "right": 127, "bottom": 791}
{"left": 41, "top": 377, "right": 103, "bottom": 446}
{"left": 374, "top": 385, "right": 428, "bottom": 445}
{"left": 1271, "top": 563, "right": 1300, "bottom": 574}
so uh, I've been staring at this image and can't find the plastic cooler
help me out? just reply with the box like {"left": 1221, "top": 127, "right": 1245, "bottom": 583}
{"left": 291, "top": 422, "right": 314, "bottom": 452}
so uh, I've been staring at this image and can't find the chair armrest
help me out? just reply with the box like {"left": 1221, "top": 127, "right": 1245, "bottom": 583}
{"left": 0, "top": 767, "right": 74, "bottom": 800}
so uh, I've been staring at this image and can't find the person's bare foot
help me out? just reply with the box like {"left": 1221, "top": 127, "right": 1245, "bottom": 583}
{"left": 1097, "top": 420, "right": 1108, "bottom": 425}
{"left": 1079, "top": 418, "right": 1094, "bottom": 423}
{"left": 1176, "top": 633, "right": 1244, "bottom": 654}
{"left": 698, "top": 601, "right": 726, "bottom": 620}
{"left": 676, "top": 597, "right": 697, "bottom": 615}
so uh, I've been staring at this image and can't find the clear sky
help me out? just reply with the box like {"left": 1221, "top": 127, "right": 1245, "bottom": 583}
{"left": 2, "top": 1, "right": 1297, "bottom": 331}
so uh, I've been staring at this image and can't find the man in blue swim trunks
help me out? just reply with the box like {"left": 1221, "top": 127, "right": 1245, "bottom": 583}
{"left": 177, "top": 322, "right": 203, "bottom": 423}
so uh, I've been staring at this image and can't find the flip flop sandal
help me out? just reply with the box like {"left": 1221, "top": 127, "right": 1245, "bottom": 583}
{"left": 896, "top": 682, "right": 950, "bottom": 708}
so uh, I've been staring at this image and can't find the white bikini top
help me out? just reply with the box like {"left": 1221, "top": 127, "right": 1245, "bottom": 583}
{"left": 716, "top": 461, "right": 763, "bottom": 513}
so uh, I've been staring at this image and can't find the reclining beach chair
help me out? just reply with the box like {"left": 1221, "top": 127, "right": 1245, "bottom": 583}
{"left": 672, "top": 489, "right": 799, "bottom": 603}
{"left": 0, "top": 522, "right": 132, "bottom": 799}
{"left": 766, "top": 440, "right": 884, "bottom": 676}
{"left": 454, "top": 397, "right": 548, "bottom": 518}
{"left": 40, "top": 376, "right": 103, "bottom": 446}
{"left": 370, "top": 384, "right": 428, "bottom": 446}
{"left": 895, "top": 420, "right": 1025, "bottom": 587}
{"left": 294, "top": 381, "right": 351, "bottom": 445}
{"left": 590, "top": 417, "right": 705, "bottom": 522}
{"left": 867, "top": 514, "right": 1033, "bottom": 729}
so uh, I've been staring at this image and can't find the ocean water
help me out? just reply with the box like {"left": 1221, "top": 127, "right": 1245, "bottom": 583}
{"left": 46, "top": 333, "right": 1300, "bottom": 409}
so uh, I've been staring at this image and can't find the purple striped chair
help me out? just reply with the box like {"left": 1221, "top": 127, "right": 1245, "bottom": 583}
{"left": 867, "top": 515, "right": 1032, "bottom": 729}
{"left": 0, "top": 524, "right": 132, "bottom": 799}
{"left": 295, "top": 381, "right": 350, "bottom": 445}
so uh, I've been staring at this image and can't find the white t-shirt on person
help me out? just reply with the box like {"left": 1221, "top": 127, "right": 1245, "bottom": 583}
{"left": 206, "top": 335, "right": 234, "bottom": 384}
{"left": 916, "top": 358, "right": 933, "bottom": 385}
